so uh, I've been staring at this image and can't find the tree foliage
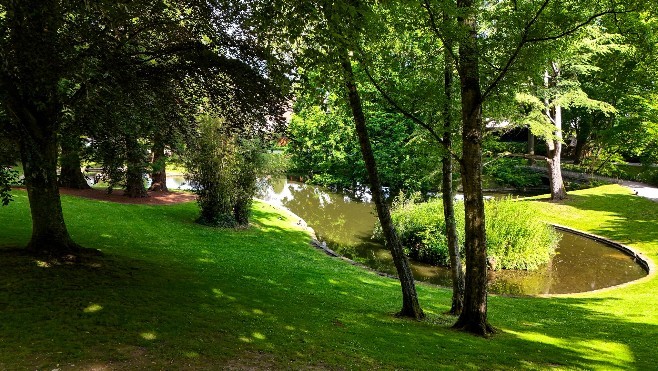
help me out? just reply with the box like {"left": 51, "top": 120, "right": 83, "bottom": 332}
{"left": 0, "top": 0, "right": 290, "bottom": 254}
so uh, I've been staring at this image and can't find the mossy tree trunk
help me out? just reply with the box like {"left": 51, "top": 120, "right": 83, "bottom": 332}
{"left": 124, "top": 136, "right": 149, "bottom": 198}
{"left": 17, "top": 110, "right": 81, "bottom": 256}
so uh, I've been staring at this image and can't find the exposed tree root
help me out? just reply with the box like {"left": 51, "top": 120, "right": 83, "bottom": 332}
{"left": 452, "top": 319, "right": 497, "bottom": 337}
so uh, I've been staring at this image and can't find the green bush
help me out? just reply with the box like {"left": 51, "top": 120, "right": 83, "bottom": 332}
{"left": 484, "top": 158, "right": 542, "bottom": 188}
{"left": 484, "top": 198, "right": 560, "bottom": 270}
{"left": 0, "top": 166, "right": 19, "bottom": 206}
{"left": 185, "top": 115, "right": 264, "bottom": 227}
{"left": 380, "top": 195, "right": 559, "bottom": 270}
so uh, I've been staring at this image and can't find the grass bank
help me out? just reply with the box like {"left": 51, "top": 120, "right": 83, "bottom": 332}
{"left": 0, "top": 185, "right": 656, "bottom": 369}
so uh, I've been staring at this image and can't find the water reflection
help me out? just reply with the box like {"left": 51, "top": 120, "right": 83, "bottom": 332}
{"left": 258, "top": 177, "right": 647, "bottom": 295}
{"left": 85, "top": 171, "right": 191, "bottom": 191}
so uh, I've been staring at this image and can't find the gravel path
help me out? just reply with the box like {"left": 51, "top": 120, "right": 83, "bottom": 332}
{"left": 529, "top": 166, "right": 658, "bottom": 202}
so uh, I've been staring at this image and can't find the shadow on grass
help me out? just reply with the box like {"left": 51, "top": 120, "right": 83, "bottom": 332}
{"left": 0, "top": 194, "right": 655, "bottom": 369}
{"left": 556, "top": 192, "right": 658, "bottom": 246}
{"left": 1, "top": 240, "right": 654, "bottom": 370}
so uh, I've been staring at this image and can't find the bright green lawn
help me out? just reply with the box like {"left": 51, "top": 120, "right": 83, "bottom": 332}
{"left": 0, "top": 185, "right": 656, "bottom": 369}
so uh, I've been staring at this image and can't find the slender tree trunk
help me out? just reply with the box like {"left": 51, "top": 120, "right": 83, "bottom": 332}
{"left": 18, "top": 115, "right": 81, "bottom": 256}
{"left": 59, "top": 135, "right": 91, "bottom": 189}
{"left": 573, "top": 117, "right": 591, "bottom": 165}
{"left": 544, "top": 66, "right": 567, "bottom": 201}
{"left": 148, "top": 139, "right": 168, "bottom": 192}
{"left": 442, "top": 35, "right": 464, "bottom": 315}
{"left": 453, "top": 0, "right": 495, "bottom": 336}
{"left": 527, "top": 130, "right": 536, "bottom": 166}
{"left": 339, "top": 51, "right": 424, "bottom": 320}
{"left": 124, "top": 136, "right": 149, "bottom": 198}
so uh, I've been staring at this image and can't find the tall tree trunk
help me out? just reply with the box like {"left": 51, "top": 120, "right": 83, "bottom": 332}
{"left": 527, "top": 130, "right": 536, "bottom": 166}
{"left": 59, "top": 134, "right": 91, "bottom": 189}
{"left": 442, "top": 35, "right": 464, "bottom": 315}
{"left": 124, "top": 136, "right": 149, "bottom": 198}
{"left": 453, "top": 0, "right": 495, "bottom": 336}
{"left": 148, "top": 139, "right": 168, "bottom": 192}
{"left": 18, "top": 116, "right": 81, "bottom": 256}
{"left": 545, "top": 66, "right": 567, "bottom": 201}
{"left": 339, "top": 51, "right": 424, "bottom": 320}
{"left": 573, "top": 117, "right": 591, "bottom": 165}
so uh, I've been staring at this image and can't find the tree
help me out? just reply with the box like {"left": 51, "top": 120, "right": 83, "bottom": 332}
{"left": 365, "top": 1, "right": 466, "bottom": 315}
{"left": 565, "top": 14, "right": 658, "bottom": 167}
{"left": 0, "top": 0, "right": 288, "bottom": 256}
{"left": 58, "top": 134, "right": 91, "bottom": 190}
{"left": 313, "top": 0, "right": 425, "bottom": 319}
{"left": 149, "top": 135, "right": 169, "bottom": 192}
{"left": 419, "top": 0, "right": 632, "bottom": 336}
{"left": 513, "top": 26, "right": 620, "bottom": 200}
{"left": 449, "top": 0, "right": 493, "bottom": 335}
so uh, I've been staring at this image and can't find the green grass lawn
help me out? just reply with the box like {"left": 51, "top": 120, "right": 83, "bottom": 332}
{"left": 0, "top": 185, "right": 656, "bottom": 369}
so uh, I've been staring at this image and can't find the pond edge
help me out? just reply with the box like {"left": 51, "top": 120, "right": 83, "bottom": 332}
{"left": 259, "top": 199, "right": 655, "bottom": 297}
{"left": 257, "top": 199, "right": 400, "bottom": 282}
{"left": 543, "top": 224, "right": 656, "bottom": 297}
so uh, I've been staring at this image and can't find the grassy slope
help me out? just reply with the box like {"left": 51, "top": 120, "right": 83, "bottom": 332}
{"left": 0, "top": 185, "right": 656, "bottom": 370}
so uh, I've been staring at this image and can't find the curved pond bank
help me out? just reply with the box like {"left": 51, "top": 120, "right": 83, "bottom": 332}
{"left": 259, "top": 178, "right": 648, "bottom": 296}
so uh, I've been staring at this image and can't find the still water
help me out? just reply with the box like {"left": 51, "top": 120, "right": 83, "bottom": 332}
{"left": 258, "top": 177, "right": 647, "bottom": 295}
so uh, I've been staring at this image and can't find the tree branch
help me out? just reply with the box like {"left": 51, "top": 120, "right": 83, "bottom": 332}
{"left": 525, "top": 9, "right": 630, "bottom": 43}
{"left": 421, "top": 0, "right": 460, "bottom": 72}
{"left": 359, "top": 61, "right": 466, "bottom": 162}
{"left": 359, "top": 62, "right": 443, "bottom": 143}
{"left": 482, "top": 0, "right": 551, "bottom": 100}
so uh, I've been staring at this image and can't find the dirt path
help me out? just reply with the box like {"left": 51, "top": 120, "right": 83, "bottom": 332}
{"left": 59, "top": 188, "right": 196, "bottom": 205}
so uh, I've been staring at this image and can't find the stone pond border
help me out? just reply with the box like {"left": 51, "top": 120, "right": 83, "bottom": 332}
{"left": 546, "top": 224, "right": 656, "bottom": 297}
{"left": 260, "top": 199, "right": 656, "bottom": 297}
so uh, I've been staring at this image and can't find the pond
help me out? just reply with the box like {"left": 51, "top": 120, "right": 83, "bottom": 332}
{"left": 85, "top": 171, "right": 191, "bottom": 191}
{"left": 258, "top": 177, "right": 648, "bottom": 295}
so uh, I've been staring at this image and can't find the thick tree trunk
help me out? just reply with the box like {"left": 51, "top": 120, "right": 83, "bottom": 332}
{"left": 59, "top": 135, "right": 91, "bottom": 189}
{"left": 18, "top": 120, "right": 81, "bottom": 256}
{"left": 545, "top": 66, "right": 567, "bottom": 201}
{"left": 124, "top": 137, "right": 149, "bottom": 198}
{"left": 148, "top": 140, "right": 168, "bottom": 192}
{"left": 453, "top": 0, "right": 495, "bottom": 336}
{"left": 547, "top": 147, "right": 566, "bottom": 200}
{"left": 339, "top": 51, "right": 424, "bottom": 320}
{"left": 442, "top": 37, "right": 464, "bottom": 316}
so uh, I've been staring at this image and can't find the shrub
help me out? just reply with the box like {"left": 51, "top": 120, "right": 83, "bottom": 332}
{"left": 484, "top": 198, "right": 560, "bottom": 270}
{"left": 185, "top": 115, "right": 264, "bottom": 227}
{"left": 483, "top": 158, "right": 542, "bottom": 188}
{"left": 0, "top": 166, "right": 20, "bottom": 206}
{"left": 380, "top": 195, "right": 559, "bottom": 270}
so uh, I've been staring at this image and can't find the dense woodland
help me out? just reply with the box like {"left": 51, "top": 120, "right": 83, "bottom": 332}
{"left": 1, "top": 0, "right": 657, "bottom": 340}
